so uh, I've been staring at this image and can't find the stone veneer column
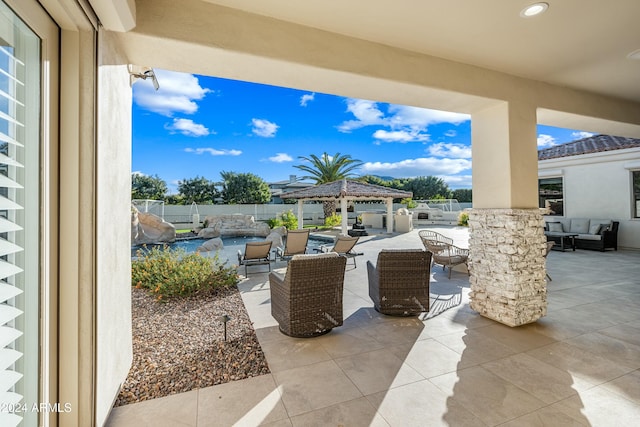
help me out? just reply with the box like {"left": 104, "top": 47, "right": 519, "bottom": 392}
{"left": 468, "top": 208, "right": 547, "bottom": 327}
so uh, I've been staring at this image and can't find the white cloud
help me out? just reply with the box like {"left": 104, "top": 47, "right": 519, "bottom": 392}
{"left": 131, "top": 171, "right": 146, "bottom": 176}
{"left": 337, "top": 99, "right": 386, "bottom": 132}
{"left": 445, "top": 130, "right": 457, "bottom": 137}
{"left": 537, "top": 134, "right": 557, "bottom": 148}
{"left": 362, "top": 157, "right": 471, "bottom": 177}
{"left": 387, "top": 105, "right": 469, "bottom": 128}
{"left": 442, "top": 174, "right": 473, "bottom": 188}
{"left": 572, "top": 131, "right": 595, "bottom": 139}
{"left": 184, "top": 147, "right": 242, "bottom": 156}
{"left": 165, "top": 118, "right": 211, "bottom": 137}
{"left": 300, "top": 93, "right": 315, "bottom": 107}
{"left": 337, "top": 98, "right": 470, "bottom": 143}
{"left": 251, "top": 118, "right": 279, "bottom": 137}
{"left": 428, "top": 142, "right": 472, "bottom": 159}
{"left": 372, "top": 129, "right": 430, "bottom": 143}
{"left": 268, "top": 153, "right": 293, "bottom": 163}
{"left": 133, "top": 69, "right": 211, "bottom": 117}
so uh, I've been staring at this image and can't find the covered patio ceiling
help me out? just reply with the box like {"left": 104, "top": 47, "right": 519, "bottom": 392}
{"left": 281, "top": 179, "right": 412, "bottom": 235}
{"left": 106, "top": 0, "right": 640, "bottom": 138}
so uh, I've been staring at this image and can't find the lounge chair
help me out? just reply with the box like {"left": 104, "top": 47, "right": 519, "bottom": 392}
{"left": 237, "top": 240, "right": 272, "bottom": 275}
{"left": 314, "top": 235, "right": 363, "bottom": 267}
{"left": 420, "top": 235, "right": 469, "bottom": 279}
{"left": 367, "top": 249, "right": 431, "bottom": 316}
{"left": 269, "top": 253, "right": 347, "bottom": 337}
{"left": 275, "top": 229, "right": 310, "bottom": 261}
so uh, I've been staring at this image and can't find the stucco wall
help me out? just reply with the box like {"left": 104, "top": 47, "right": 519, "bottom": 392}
{"left": 96, "top": 30, "right": 133, "bottom": 426}
{"left": 539, "top": 148, "right": 640, "bottom": 249}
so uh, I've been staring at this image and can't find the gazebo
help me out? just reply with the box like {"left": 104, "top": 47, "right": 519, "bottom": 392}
{"left": 280, "top": 179, "right": 413, "bottom": 235}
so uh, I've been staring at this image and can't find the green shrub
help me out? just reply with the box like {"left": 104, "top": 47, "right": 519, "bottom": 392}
{"left": 268, "top": 210, "right": 298, "bottom": 230}
{"left": 458, "top": 211, "right": 469, "bottom": 227}
{"left": 266, "top": 217, "right": 280, "bottom": 229}
{"left": 401, "top": 197, "right": 418, "bottom": 209}
{"left": 132, "top": 245, "right": 238, "bottom": 301}
{"left": 279, "top": 210, "right": 298, "bottom": 230}
{"left": 324, "top": 213, "right": 342, "bottom": 227}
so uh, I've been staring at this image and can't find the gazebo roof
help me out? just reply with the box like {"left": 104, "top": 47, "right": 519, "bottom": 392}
{"left": 280, "top": 179, "right": 412, "bottom": 201}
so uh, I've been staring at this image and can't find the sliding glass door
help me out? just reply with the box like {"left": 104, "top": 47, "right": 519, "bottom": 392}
{"left": 0, "top": 1, "right": 57, "bottom": 425}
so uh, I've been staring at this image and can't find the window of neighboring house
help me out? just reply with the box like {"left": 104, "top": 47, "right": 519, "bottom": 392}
{"left": 539, "top": 177, "right": 564, "bottom": 216}
{"left": 633, "top": 171, "right": 640, "bottom": 218}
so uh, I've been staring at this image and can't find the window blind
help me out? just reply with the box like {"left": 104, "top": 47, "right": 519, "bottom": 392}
{"left": 0, "top": 6, "right": 35, "bottom": 425}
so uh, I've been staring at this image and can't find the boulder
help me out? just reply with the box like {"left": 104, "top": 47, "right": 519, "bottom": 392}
{"left": 131, "top": 206, "right": 176, "bottom": 245}
{"left": 271, "top": 226, "right": 287, "bottom": 236}
{"left": 202, "top": 214, "right": 270, "bottom": 237}
{"left": 196, "top": 237, "right": 223, "bottom": 253}
{"left": 198, "top": 227, "right": 221, "bottom": 238}
{"left": 265, "top": 231, "right": 284, "bottom": 249}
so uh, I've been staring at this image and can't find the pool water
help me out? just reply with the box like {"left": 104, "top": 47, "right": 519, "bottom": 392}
{"left": 132, "top": 235, "right": 327, "bottom": 265}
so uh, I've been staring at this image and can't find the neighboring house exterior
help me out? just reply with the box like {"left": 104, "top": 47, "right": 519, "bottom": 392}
{"left": 268, "top": 175, "right": 313, "bottom": 203}
{"left": 538, "top": 134, "right": 640, "bottom": 249}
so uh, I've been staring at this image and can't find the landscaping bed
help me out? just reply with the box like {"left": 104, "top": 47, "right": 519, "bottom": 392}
{"left": 115, "top": 285, "right": 270, "bottom": 406}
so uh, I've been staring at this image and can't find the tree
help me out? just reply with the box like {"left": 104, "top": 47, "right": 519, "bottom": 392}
{"left": 402, "top": 176, "right": 452, "bottom": 200}
{"left": 164, "top": 194, "right": 185, "bottom": 205}
{"left": 452, "top": 188, "right": 472, "bottom": 203}
{"left": 177, "top": 176, "right": 219, "bottom": 204}
{"left": 220, "top": 171, "right": 271, "bottom": 204}
{"left": 131, "top": 173, "right": 167, "bottom": 200}
{"left": 294, "top": 152, "right": 363, "bottom": 218}
{"left": 358, "top": 175, "right": 391, "bottom": 187}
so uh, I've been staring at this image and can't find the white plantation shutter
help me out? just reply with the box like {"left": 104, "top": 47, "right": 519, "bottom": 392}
{"left": 0, "top": 4, "right": 39, "bottom": 426}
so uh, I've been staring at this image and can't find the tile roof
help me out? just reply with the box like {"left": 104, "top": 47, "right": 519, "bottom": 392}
{"left": 538, "top": 134, "right": 640, "bottom": 160}
{"left": 280, "top": 179, "right": 412, "bottom": 200}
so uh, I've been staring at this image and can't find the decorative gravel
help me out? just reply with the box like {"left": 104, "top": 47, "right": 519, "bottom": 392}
{"left": 115, "top": 286, "right": 270, "bottom": 406}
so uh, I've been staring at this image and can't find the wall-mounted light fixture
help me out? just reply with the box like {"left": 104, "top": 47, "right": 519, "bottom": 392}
{"left": 128, "top": 64, "right": 159, "bottom": 90}
{"left": 627, "top": 49, "right": 640, "bottom": 60}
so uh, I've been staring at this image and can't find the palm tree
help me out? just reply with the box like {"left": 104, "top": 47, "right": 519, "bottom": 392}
{"left": 294, "top": 152, "right": 363, "bottom": 219}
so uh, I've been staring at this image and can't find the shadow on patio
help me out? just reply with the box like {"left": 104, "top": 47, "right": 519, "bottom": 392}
{"left": 106, "top": 228, "right": 640, "bottom": 426}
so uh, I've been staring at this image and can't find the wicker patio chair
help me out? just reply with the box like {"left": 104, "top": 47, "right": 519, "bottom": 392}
{"left": 237, "top": 240, "right": 272, "bottom": 275}
{"left": 367, "top": 249, "right": 431, "bottom": 316}
{"left": 275, "top": 228, "right": 310, "bottom": 261}
{"left": 421, "top": 237, "right": 469, "bottom": 279}
{"left": 418, "top": 230, "right": 453, "bottom": 253}
{"left": 269, "top": 253, "right": 348, "bottom": 337}
{"left": 314, "top": 235, "right": 363, "bottom": 267}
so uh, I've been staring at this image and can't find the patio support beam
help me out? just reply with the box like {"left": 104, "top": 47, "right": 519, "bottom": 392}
{"left": 386, "top": 198, "right": 393, "bottom": 234}
{"left": 468, "top": 101, "right": 547, "bottom": 327}
{"left": 340, "top": 197, "right": 348, "bottom": 236}
{"left": 297, "top": 200, "right": 304, "bottom": 229}
{"left": 472, "top": 101, "right": 538, "bottom": 209}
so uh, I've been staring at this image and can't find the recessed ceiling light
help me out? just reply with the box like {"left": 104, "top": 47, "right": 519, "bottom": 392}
{"left": 628, "top": 49, "right": 640, "bottom": 60}
{"left": 520, "top": 2, "right": 549, "bottom": 18}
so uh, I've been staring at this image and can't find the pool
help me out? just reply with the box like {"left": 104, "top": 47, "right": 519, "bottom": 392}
{"left": 131, "top": 235, "right": 328, "bottom": 265}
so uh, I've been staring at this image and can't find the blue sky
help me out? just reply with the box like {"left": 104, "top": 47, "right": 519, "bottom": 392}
{"left": 132, "top": 69, "right": 594, "bottom": 194}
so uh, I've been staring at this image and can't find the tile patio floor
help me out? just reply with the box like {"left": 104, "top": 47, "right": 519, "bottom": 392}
{"left": 106, "top": 226, "right": 640, "bottom": 426}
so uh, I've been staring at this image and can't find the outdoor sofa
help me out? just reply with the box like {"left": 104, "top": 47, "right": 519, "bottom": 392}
{"left": 544, "top": 218, "right": 619, "bottom": 251}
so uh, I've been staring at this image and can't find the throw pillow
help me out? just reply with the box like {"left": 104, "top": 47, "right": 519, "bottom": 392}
{"left": 599, "top": 225, "right": 610, "bottom": 234}
{"left": 547, "top": 222, "right": 563, "bottom": 232}
{"left": 589, "top": 224, "right": 601, "bottom": 235}
{"left": 569, "top": 218, "right": 590, "bottom": 234}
